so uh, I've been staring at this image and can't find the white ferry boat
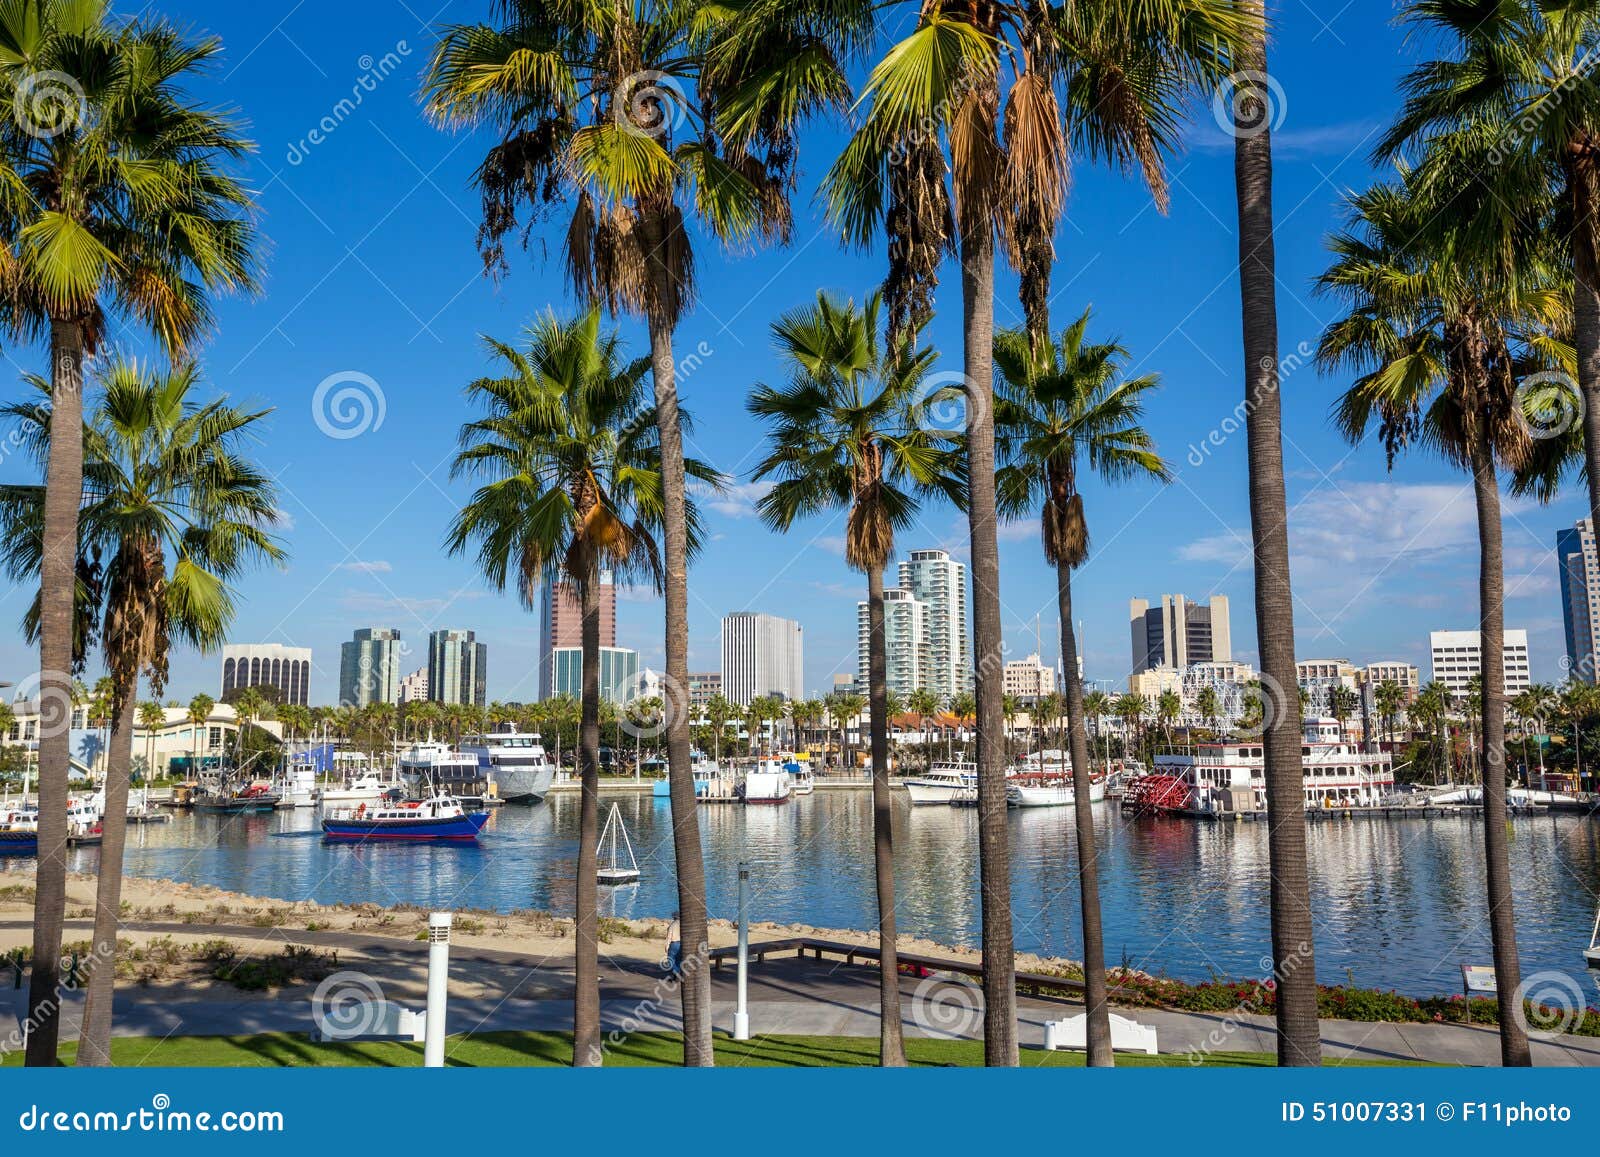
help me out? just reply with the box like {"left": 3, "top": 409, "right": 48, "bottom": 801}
{"left": 903, "top": 761, "right": 979, "bottom": 805}
{"left": 460, "top": 727, "right": 556, "bottom": 804}
{"left": 1148, "top": 718, "right": 1394, "bottom": 816}
{"left": 399, "top": 741, "right": 493, "bottom": 801}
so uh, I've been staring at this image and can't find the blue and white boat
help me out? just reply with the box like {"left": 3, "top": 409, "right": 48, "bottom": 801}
{"left": 321, "top": 793, "right": 490, "bottom": 842}
{"left": 0, "top": 806, "right": 38, "bottom": 855}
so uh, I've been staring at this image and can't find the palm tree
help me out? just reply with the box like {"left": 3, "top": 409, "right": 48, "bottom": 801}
{"left": 188, "top": 695, "right": 214, "bottom": 774}
{"left": 705, "top": 694, "right": 736, "bottom": 764}
{"left": 1380, "top": 3, "right": 1600, "bottom": 597}
{"left": 1375, "top": 680, "right": 1406, "bottom": 756}
{"left": 445, "top": 308, "right": 717, "bottom": 1065}
{"left": 424, "top": 0, "right": 858, "bottom": 1066}
{"left": 1229, "top": 0, "right": 1320, "bottom": 1066}
{"left": 907, "top": 688, "right": 942, "bottom": 771}
{"left": 1156, "top": 690, "right": 1183, "bottom": 748}
{"left": 1114, "top": 692, "right": 1146, "bottom": 763}
{"left": 993, "top": 309, "right": 1169, "bottom": 1065}
{"left": 1083, "top": 688, "right": 1112, "bottom": 772}
{"left": 1195, "top": 686, "right": 1221, "bottom": 736}
{"left": 1317, "top": 150, "right": 1568, "bottom": 1067}
{"left": 0, "top": 4, "right": 259, "bottom": 1064}
{"left": 2, "top": 359, "right": 283, "bottom": 1065}
{"left": 750, "top": 296, "right": 959, "bottom": 1067}
{"left": 1415, "top": 681, "right": 1455, "bottom": 783}
{"left": 1329, "top": 685, "right": 1360, "bottom": 744}
{"left": 137, "top": 702, "right": 164, "bottom": 781}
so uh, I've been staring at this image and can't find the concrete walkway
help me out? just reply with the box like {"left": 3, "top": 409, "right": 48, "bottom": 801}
{"left": 3, "top": 923, "right": 1595, "bottom": 1066}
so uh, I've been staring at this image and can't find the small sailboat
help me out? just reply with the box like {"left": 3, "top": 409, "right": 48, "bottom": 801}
{"left": 596, "top": 803, "right": 640, "bottom": 885}
{"left": 1586, "top": 902, "right": 1600, "bottom": 971}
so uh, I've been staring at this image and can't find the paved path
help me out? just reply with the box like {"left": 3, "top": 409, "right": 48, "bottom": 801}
{"left": 3, "top": 923, "right": 1595, "bottom": 1066}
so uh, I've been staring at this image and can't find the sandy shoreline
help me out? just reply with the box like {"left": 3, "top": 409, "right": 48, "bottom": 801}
{"left": 0, "top": 867, "right": 1084, "bottom": 1008}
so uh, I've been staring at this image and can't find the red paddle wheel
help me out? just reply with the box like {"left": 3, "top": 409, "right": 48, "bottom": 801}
{"left": 1120, "top": 773, "right": 1192, "bottom": 814}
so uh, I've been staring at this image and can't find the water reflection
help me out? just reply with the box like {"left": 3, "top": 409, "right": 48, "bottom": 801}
{"left": 3, "top": 792, "right": 1592, "bottom": 995}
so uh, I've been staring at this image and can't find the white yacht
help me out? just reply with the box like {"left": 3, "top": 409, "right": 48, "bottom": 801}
{"left": 319, "top": 772, "right": 392, "bottom": 807}
{"left": 1007, "top": 775, "right": 1106, "bottom": 808}
{"left": 784, "top": 757, "right": 815, "bottom": 796}
{"left": 740, "top": 759, "right": 792, "bottom": 805}
{"left": 460, "top": 727, "right": 556, "bottom": 803}
{"left": 903, "top": 761, "right": 979, "bottom": 805}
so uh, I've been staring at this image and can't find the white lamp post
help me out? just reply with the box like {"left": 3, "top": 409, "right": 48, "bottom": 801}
{"left": 424, "top": 912, "right": 452, "bottom": 1068}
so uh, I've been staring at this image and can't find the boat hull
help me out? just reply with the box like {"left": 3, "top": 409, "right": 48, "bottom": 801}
{"left": 903, "top": 779, "right": 973, "bottom": 805}
{"left": 321, "top": 811, "right": 491, "bottom": 841}
{"left": 0, "top": 831, "right": 37, "bottom": 855}
{"left": 1008, "top": 781, "right": 1108, "bottom": 808}
{"left": 494, "top": 765, "right": 557, "bottom": 804}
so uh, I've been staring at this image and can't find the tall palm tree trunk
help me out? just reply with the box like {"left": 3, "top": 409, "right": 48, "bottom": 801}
{"left": 642, "top": 262, "right": 713, "bottom": 1066}
{"left": 574, "top": 566, "right": 603, "bottom": 1066}
{"left": 78, "top": 681, "right": 139, "bottom": 1065}
{"left": 962, "top": 222, "right": 1016, "bottom": 1066}
{"left": 866, "top": 565, "right": 905, "bottom": 1065}
{"left": 26, "top": 320, "right": 86, "bottom": 1067}
{"left": 1232, "top": 9, "right": 1320, "bottom": 1066}
{"left": 1470, "top": 441, "right": 1529, "bottom": 1066}
{"left": 1570, "top": 178, "right": 1600, "bottom": 669}
{"left": 1056, "top": 564, "right": 1110, "bottom": 1065}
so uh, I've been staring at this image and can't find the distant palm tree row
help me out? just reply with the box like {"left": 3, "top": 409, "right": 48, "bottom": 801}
{"left": 9, "top": 0, "right": 1590, "bottom": 1071}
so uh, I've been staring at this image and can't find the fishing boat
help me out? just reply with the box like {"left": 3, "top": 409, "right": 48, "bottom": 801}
{"left": 272, "top": 761, "right": 319, "bottom": 808}
{"left": 596, "top": 802, "right": 640, "bottom": 885}
{"left": 740, "top": 759, "right": 792, "bottom": 805}
{"left": 195, "top": 782, "right": 280, "bottom": 814}
{"left": 1007, "top": 774, "right": 1107, "bottom": 808}
{"left": 321, "top": 793, "right": 491, "bottom": 842}
{"left": 903, "top": 761, "right": 979, "bottom": 805}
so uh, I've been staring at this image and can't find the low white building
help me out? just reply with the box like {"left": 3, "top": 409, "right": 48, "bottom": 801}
{"left": 2, "top": 700, "right": 279, "bottom": 779}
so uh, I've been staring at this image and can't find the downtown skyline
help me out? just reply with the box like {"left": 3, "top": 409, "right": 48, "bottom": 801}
{"left": 0, "top": 3, "right": 1583, "bottom": 706}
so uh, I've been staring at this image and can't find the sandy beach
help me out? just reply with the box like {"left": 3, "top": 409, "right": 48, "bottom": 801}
{"left": 0, "top": 867, "right": 1084, "bottom": 1009}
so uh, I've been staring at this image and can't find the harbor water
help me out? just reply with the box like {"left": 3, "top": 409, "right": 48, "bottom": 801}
{"left": 16, "top": 791, "right": 1600, "bottom": 997}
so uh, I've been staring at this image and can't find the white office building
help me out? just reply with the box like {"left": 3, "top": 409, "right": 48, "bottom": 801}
{"left": 898, "top": 549, "right": 973, "bottom": 697}
{"left": 720, "top": 612, "right": 804, "bottom": 705}
{"left": 1428, "top": 630, "right": 1531, "bottom": 696}
{"left": 221, "top": 643, "right": 312, "bottom": 706}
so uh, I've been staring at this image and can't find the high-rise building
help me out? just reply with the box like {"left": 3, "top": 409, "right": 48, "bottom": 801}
{"left": 1129, "top": 594, "right": 1231, "bottom": 674}
{"left": 398, "top": 667, "right": 429, "bottom": 703}
{"left": 220, "top": 643, "right": 312, "bottom": 706}
{"left": 898, "top": 549, "right": 972, "bottom": 696}
{"left": 1428, "top": 630, "right": 1531, "bottom": 696}
{"left": 1558, "top": 518, "right": 1600, "bottom": 683}
{"left": 688, "top": 672, "right": 721, "bottom": 708}
{"left": 859, "top": 588, "right": 928, "bottom": 699}
{"left": 720, "top": 612, "right": 804, "bottom": 704}
{"left": 427, "top": 628, "right": 487, "bottom": 707}
{"left": 339, "top": 628, "right": 403, "bottom": 707}
{"left": 551, "top": 646, "right": 640, "bottom": 703}
{"left": 538, "top": 576, "right": 616, "bottom": 699}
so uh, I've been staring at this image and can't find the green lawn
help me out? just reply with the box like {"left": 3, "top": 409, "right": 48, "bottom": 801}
{"left": 3, "top": 1032, "right": 1429, "bottom": 1068}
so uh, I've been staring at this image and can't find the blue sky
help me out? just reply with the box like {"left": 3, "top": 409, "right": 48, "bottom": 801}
{"left": 0, "top": 1, "right": 1584, "bottom": 704}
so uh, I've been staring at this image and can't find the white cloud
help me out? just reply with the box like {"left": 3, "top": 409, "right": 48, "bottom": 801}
{"left": 338, "top": 559, "right": 392, "bottom": 574}
{"left": 691, "top": 479, "right": 773, "bottom": 519}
